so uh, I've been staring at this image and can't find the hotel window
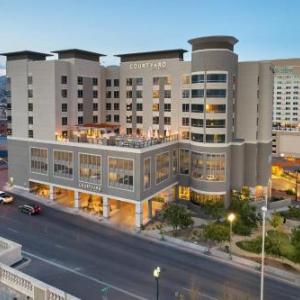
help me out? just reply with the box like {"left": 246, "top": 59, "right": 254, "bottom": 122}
{"left": 152, "top": 90, "right": 160, "bottom": 98}
{"left": 144, "top": 158, "right": 151, "bottom": 190}
{"left": 126, "top": 116, "right": 132, "bottom": 123}
{"left": 206, "top": 119, "right": 226, "bottom": 128}
{"left": 136, "top": 90, "right": 143, "bottom": 98}
{"left": 114, "top": 103, "right": 120, "bottom": 110}
{"left": 172, "top": 149, "right": 178, "bottom": 176}
{"left": 78, "top": 103, "right": 83, "bottom": 111}
{"left": 191, "top": 74, "right": 204, "bottom": 83}
{"left": 62, "top": 103, "right": 68, "bottom": 112}
{"left": 180, "top": 149, "right": 190, "bottom": 175}
{"left": 106, "top": 103, "right": 112, "bottom": 110}
{"left": 127, "top": 128, "right": 132, "bottom": 135}
{"left": 31, "top": 148, "right": 48, "bottom": 174}
{"left": 61, "top": 76, "right": 67, "bottom": 84}
{"left": 126, "top": 78, "right": 133, "bottom": 86}
{"left": 114, "top": 79, "right": 119, "bottom": 87}
{"left": 106, "top": 91, "right": 112, "bottom": 98}
{"left": 54, "top": 150, "right": 73, "bottom": 179}
{"left": 78, "top": 90, "right": 83, "bottom": 98}
{"left": 28, "top": 103, "right": 33, "bottom": 111}
{"left": 78, "top": 116, "right": 83, "bottom": 124}
{"left": 182, "top": 103, "right": 189, "bottom": 112}
{"left": 106, "top": 115, "right": 112, "bottom": 122}
{"left": 114, "top": 115, "right": 120, "bottom": 122}
{"left": 182, "top": 118, "right": 189, "bottom": 126}
{"left": 62, "top": 117, "right": 68, "bottom": 125}
{"left": 136, "top": 103, "right": 143, "bottom": 111}
{"left": 126, "top": 103, "right": 132, "bottom": 111}
{"left": 78, "top": 77, "right": 83, "bottom": 85}
{"left": 206, "top": 104, "right": 226, "bottom": 113}
{"left": 28, "top": 89, "right": 33, "bottom": 98}
{"left": 206, "top": 153, "right": 225, "bottom": 181}
{"left": 191, "top": 89, "right": 204, "bottom": 98}
{"left": 109, "top": 158, "right": 134, "bottom": 191}
{"left": 106, "top": 79, "right": 112, "bottom": 87}
{"left": 126, "top": 90, "right": 133, "bottom": 98}
{"left": 206, "top": 134, "right": 225, "bottom": 143}
{"left": 156, "top": 152, "right": 170, "bottom": 184}
{"left": 191, "top": 133, "right": 204, "bottom": 142}
{"left": 136, "top": 78, "right": 143, "bottom": 86}
{"left": 182, "top": 131, "right": 190, "bottom": 140}
{"left": 28, "top": 130, "right": 34, "bottom": 138}
{"left": 191, "top": 152, "right": 205, "bottom": 180}
{"left": 164, "top": 90, "right": 171, "bottom": 98}
{"left": 28, "top": 76, "right": 33, "bottom": 85}
{"left": 153, "top": 117, "right": 159, "bottom": 124}
{"left": 114, "top": 91, "right": 119, "bottom": 98}
{"left": 79, "top": 153, "right": 101, "bottom": 185}
{"left": 93, "top": 90, "right": 98, "bottom": 98}
{"left": 92, "top": 78, "right": 98, "bottom": 86}
{"left": 93, "top": 103, "right": 98, "bottom": 111}
{"left": 182, "top": 75, "right": 190, "bottom": 85}
{"left": 191, "top": 104, "right": 203, "bottom": 113}
{"left": 191, "top": 118, "right": 203, "bottom": 127}
{"left": 153, "top": 103, "right": 159, "bottom": 111}
{"left": 164, "top": 103, "right": 171, "bottom": 112}
{"left": 93, "top": 116, "right": 98, "bottom": 123}
{"left": 153, "top": 77, "right": 160, "bottom": 85}
{"left": 206, "top": 74, "right": 227, "bottom": 83}
{"left": 28, "top": 116, "right": 33, "bottom": 125}
{"left": 61, "top": 89, "right": 68, "bottom": 98}
{"left": 137, "top": 116, "right": 143, "bottom": 124}
{"left": 182, "top": 90, "right": 190, "bottom": 98}
{"left": 206, "top": 89, "right": 226, "bottom": 98}
{"left": 164, "top": 117, "right": 171, "bottom": 125}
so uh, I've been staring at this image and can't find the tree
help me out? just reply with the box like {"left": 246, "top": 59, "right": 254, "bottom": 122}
{"left": 269, "top": 212, "right": 284, "bottom": 230}
{"left": 291, "top": 228, "right": 300, "bottom": 249}
{"left": 202, "top": 222, "right": 230, "bottom": 245}
{"left": 162, "top": 204, "right": 194, "bottom": 234}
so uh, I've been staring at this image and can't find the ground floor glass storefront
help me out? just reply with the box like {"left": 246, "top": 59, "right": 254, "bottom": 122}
{"left": 79, "top": 192, "right": 103, "bottom": 215}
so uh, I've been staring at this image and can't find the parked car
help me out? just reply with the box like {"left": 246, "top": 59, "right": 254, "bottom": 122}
{"left": 18, "top": 204, "right": 41, "bottom": 215}
{"left": 0, "top": 191, "right": 13, "bottom": 204}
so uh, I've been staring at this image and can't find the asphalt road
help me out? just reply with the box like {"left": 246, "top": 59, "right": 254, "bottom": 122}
{"left": 1, "top": 194, "right": 300, "bottom": 300}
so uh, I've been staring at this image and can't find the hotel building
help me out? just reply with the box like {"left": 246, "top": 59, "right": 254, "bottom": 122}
{"left": 2, "top": 36, "right": 273, "bottom": 229}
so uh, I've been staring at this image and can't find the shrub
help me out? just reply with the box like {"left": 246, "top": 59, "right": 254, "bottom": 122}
{"left": 236, "top": 237, "right": 262, "bottom": 254}
{"left": 233, "top": 220, "right": 252, "bottom": 236}
{"left": 202, "top": 222, "right": 230, "bottom": 244}
{"left": 191, "top": 198, "right": 225, "bottom": 219}
{"left": 269, "top": 212, "right": 284, "bottom": 230}
{"left": 281, "top": 206, "right": 300, "bottom": 220}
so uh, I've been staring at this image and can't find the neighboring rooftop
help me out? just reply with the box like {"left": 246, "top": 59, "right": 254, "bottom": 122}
{"left": 188, "top": 36, "right": 238, "bottom": 51}
{"left": 51, "top": 49, "right": 106, "bottom": 62}
{"left": 0, "top": 50, "right": 52, "bottom": 61}
{"left": 115, "top": 49, "right": 187, "bottom": 62}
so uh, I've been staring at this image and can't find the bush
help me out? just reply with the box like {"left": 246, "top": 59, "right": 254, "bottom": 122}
{"left": 191, "top": 198, "right": 225, "bottom": 219}
{"left": 202, "top": 222, "right": 230, "bottom": 244}
{"left": 269, "top": 213, "right": 284, "bottom": 230}
{"left": 233, "top": 220, "right": 252, "bottom": 236}
{"left": 236, "top": 237, "right": 262, "bottom": 254}
{"left": 281, "top": 206, "right": 300, "bottom": 220}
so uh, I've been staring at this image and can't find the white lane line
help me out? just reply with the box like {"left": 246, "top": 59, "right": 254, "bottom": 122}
{"left": 182, "top": 287, "right": 219, "bottom": 300}
{"left": 23, "top": 250, "right": 148, "bottom": 300}
{"left": 7, "top": 227, "right": 19, "bottom": 233}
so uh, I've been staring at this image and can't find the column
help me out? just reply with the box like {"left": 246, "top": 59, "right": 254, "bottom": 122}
{"left": 148, "top": 199, "right": 153, "bottom": 220}
{"left": 135, "top": 201, "right": 143, "bottom": 230}
{"left": 74, "top": 190, "right": 79, "bottom": 209}
{"left": 49, "top": 184, "right": 54, "bottom": 201}
{"left": 103, "top": 196, "right": 109, "bottom": 218}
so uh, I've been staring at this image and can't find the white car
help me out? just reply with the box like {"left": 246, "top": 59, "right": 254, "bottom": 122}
{"left": 0, "top": 191, "right": 13, "bottom": 204}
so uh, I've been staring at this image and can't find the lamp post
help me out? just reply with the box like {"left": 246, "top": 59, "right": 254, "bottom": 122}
{"left": 260, "top": 206, "right": 267, "bottom": 300}
{"left": 227, "top": 213, "right": 236, "bottom": 260}
{"left": 153, "top": 267, "right": 161, "bottom": 300}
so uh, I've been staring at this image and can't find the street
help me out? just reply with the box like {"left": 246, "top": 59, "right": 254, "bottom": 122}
{"left": 1, "top": 193, "right": 300, "bottom": 300}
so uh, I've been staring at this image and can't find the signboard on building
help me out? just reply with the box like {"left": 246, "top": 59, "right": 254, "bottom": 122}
{"left": 78, "top": 182, "right": 102, "bottom": 193}
{"left": 129, "top": 61, "right": 167, "bottom": 70}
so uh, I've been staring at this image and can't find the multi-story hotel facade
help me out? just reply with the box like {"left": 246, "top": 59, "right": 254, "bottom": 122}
{"left": 2, "top": 36, "right": 273, "bottom": 229}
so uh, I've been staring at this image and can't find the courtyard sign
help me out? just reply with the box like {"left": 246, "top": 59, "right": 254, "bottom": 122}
{"left": 129, "top": 61, "right": 167, "bottom": 70}
{"left": 79, "top": 182, "right": 102, "bottom": 193}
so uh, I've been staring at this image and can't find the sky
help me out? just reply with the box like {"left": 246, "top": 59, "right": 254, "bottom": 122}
{"left": 0, "top": 0, "right": 300, "bottom": 75}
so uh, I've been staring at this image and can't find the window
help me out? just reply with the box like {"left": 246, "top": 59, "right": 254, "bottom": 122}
{"left": 28, "top": 76, "right": 33, "bottom": 85}
{"left": 191, "top": 152, "right": 205, "bottom": 179}
{"left": 136, "top": 90, "right": 143, "bottom": 98}
{"left": 164, "top": 117, "right": 171, "bottom": 125}
{"left": 180, "top": 149, "right": 190, "bottom": 175}
{"left": 164, "top": 90, "right": 171, "bottom": 98}
{"left": 182, "top": 131, "right": 190, "bottom": 140}
{"left": 61, "top": 89, "right": 68, "bottom": 98}
{"left": 156, "top": 152, "right": 170, "bottom": 184}
{"left": 93, "top": 115, "right": 98, "bottom": 123}
{"left": 28, "top": 103, "right": 33, "bottom": 111}
{"left": 92, "top": 78, "right": 98, "bottom": 86}
{"left": 93, "top": 90, "right": 98, "bottom": 98}
{"left": 153, "top": 116, "right": 159, "bottom": 124}
{"left": 153, "top": 77, "right": 160, "bottom": 85}
{"left": 206, "top": 119, "right": 226, "bottom": 128}
{"left": 126, "top": 91, "right": 132, "bottom": 98}
{"left": 78, "top": 103, "right": 84, "bottom": 111}
{"left": 182, "top": 118, "right": 189, "bottom": 126}
{"left": 114, "top": 103, "right": 120, "bottom": 110}
{"left": 62, "top": 117, "right": 68, "bottom": 125}
{"left": 114, "top": 115, "right": 120, "bottom": 122}
{"left": 191, "top": 133, "right": 203, "bottom": 142}
{"left": 93, "top": 103, "right": 98, "bottom": 111}
{"left": 28, "top": 90, "right": 33, "bottom": 98}
{"left": 28, "top": 130, "right": 33, "bottom": 138}
{"left": 205, "top": 153, "right": 225, "bottom": 181}
{"left": 106, "top": 115, "right": 112, "bottom": 122}
{"left": 28, "top": 116, "right": 33, "bottom": 125}
{"left": 61, "top": 76, "right": 67, "bottom": 84}
{"left": 31, "top": 148, "right": 48, "bottom": 174}
{"left": 206, "top": 104, "right": 226, "bottom": 113}
{"left": 114, "top": 91, "right": 119, "bottom": 98}
{"left": 206, "top": 89, "right": 226, "bottom": 98}
{"left": 152, "top": 103, "right": 159, "bottom": 111}
{"left": 182, "top": 90, "right": 190, "bottom": 98}
{"left": 79, "top": 153, "right": 101, "bottom": 185}
{"left": 54, "top": 150, "right": 73, "bottom": 179}
{"left": 114, "top": 79, "right": 119, "bottom": 87}
{"left": 152, "top": 90, "right": 160, "bottom": 98}
{"left": 206, "top": 74, "right": 227, "bottom": 83}
{"left": 109, "top": 158, "right": 134, "bottom": 191}
{"left": 191, "top": 104, "right": 203, "bottom": 113}
{"left": 182, "top": 75, "right": 190, "bottom": 85}
{"left": 191, "top": 89, "right": 204, "bottom": 98}
{"left": 106, "top": 91, "right": 112, "bottom": 98}
{"left": 172, "top": 149, "right": 178, "bottom": 176}
{"left": 106, "top": 79, "right": 112, "bottom": 87}
{"left": 126, "top": 128, "right": 132, "bottom": 135}
{"left": 206, "top": 134, "right": 225, "bottom": 143}
{"left": 164, "top": 103, "right": 171, "bottom": 112}
{"left": 191, "top": 74, "right": 204, "bottom": 83}
{"left": 182, "top": 103, "right": 189, "bottom": 112}
{"left": 191, "top": 119, "right": 203, "bottom": 127}
{"left": 126, "top": 103, "right": 132, "bottom": 111}
{"left": 126, "top": 78, "right": 133, "bottom": 86}
{"left": 106, "top": 103, "right": 112, "bottom": 110}
{"left": 137, "top": 116, "right": 143, "bottom": 124}
{"left": 62, "top": 103, "right": 68, "bottom": 112}
{"left": 136, "top": 78, "right": 143, "bottom": 86}
{"left": 144, "top": 158, "right": 151, "bottom": 190}
{"left": 78, "top": 90, "right": 83, "bottom": 98}
{"left": 78, "top": 116, "right": 83, "bottom": 124}
{"left": 136, "top": 103, "right": 143, "bottom": 111}
{"left": 78, "top": 77, "right": 83, "bottom": 85}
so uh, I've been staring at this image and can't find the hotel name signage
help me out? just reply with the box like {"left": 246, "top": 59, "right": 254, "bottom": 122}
{"left": 79, "top": 182, "right": 102, "bottom": 193}
{"left": 129, "top": 61, "right": 167, "bottom": 70}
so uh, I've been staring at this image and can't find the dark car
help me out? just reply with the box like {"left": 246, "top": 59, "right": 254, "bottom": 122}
{"left": 18, "top": 204, "right": 41, "bottom": 215}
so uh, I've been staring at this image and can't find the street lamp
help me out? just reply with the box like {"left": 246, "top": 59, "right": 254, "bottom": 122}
{"left": 260, "top": 206, "right": 267, "bottom": 300}
{"left": 227, "top": 213, "right": 236, "bottom": 259}
{"left": 153, "top": 266, "right": 161, "bottom": 300}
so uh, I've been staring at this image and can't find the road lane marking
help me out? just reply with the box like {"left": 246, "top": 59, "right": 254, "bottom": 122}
{"left": 7, "top": 227, "right": 19, "bottom": 233}
{"left": 23, "top": 251, "right": 148, "bottom": 300}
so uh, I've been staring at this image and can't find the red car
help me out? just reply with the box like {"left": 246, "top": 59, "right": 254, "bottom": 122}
{"left": 18, "top": 204, "right": 41, "bottom": 215}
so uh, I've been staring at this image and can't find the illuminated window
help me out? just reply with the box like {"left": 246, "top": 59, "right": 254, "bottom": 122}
{"left": 31, "top": 148, "right": 48, "bottom": 175}
{"left": 109, "top": 158, "right": 134, "bottom": 191}
{"left": 144, "top": 158, "right": 151, "bottom": 190}
{"left": 79, "top": 153, "right": 101, "bottom": 185}
{"left": 156, "top": 152, "right": 170, "bottom": 184}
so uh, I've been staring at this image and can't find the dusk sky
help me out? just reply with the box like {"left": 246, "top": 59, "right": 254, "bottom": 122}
{"left": 0, "top": 0, "right": 299, "bottom": 75}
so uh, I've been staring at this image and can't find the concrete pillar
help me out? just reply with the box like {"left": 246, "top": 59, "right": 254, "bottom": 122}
{"left": 103, "top": 196, "right": 109, "bottom": 218}
{"left": 148, "top": 200, "right": 152, "bottom": 219}
{"left": 49, "top": 184, "right": 54, "bottom": 201}
{"left": 74, "top": 190, "right": 79, "bottom": 209}
{"left": 135, "top": 201, "right": 143, "bottom": 230}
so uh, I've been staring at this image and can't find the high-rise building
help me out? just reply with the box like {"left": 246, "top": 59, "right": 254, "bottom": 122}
{"left": 2, "top": 36, "right": 273, "bottom": 229}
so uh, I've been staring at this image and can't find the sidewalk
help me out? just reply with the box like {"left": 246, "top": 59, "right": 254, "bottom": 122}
{"left": 7, "top": 185, "right": 300, "bottom": 287}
